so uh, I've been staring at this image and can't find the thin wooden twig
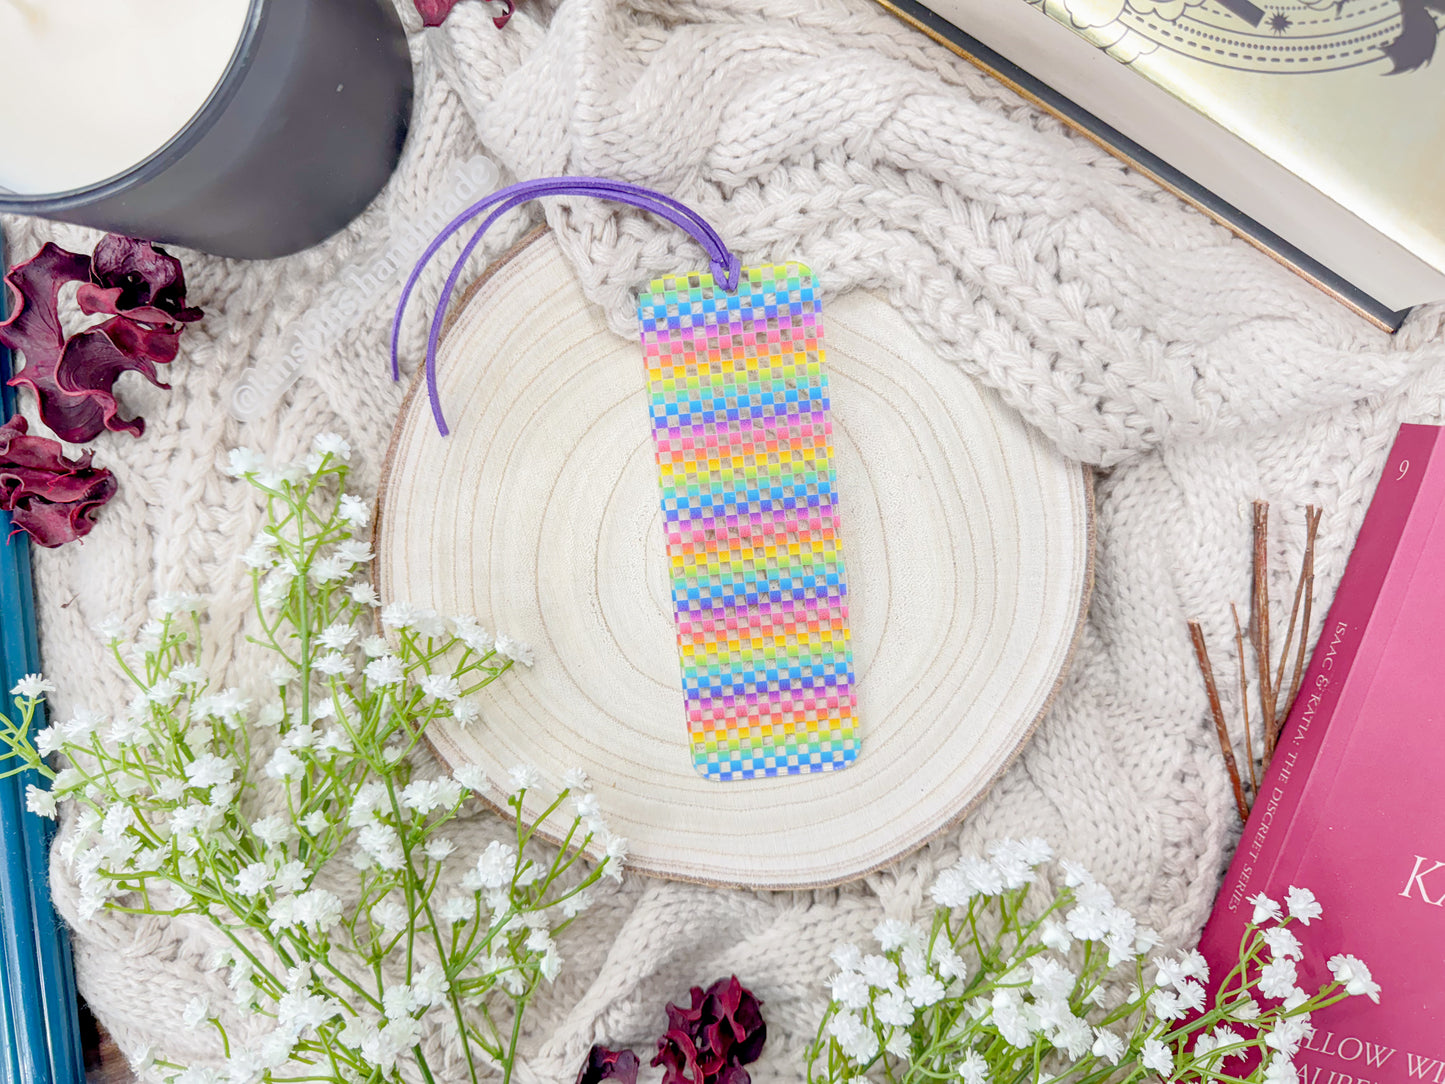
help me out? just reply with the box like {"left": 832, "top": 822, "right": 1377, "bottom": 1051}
{"left": 1281, "top": 506, "right": 1322, "bottom": 721}
{"left": 1190, "top": 620, "right": 1251, "bottom": 824}
{"left": 1231, "top": 603, "right": 1257, "bottom": 801}
{"left": 1251, "top": 501, "right": 1281, "bottom": 758}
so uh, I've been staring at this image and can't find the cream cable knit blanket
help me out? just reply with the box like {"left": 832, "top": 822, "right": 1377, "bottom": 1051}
{"left": 8, "top": 0, "right": 1445, "bottom": 1080}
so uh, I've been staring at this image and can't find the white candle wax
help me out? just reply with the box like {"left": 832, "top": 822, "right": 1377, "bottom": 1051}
{"left": 0, "top": 0, "right": 252, "bottom": 195}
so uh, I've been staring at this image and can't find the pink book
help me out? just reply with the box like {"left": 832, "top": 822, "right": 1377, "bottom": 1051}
{"left": 1198, "top": 423, "right": 1445, "bottom": 1078}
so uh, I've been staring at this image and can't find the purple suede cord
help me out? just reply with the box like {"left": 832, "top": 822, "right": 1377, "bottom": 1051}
{"left": 390, "top": 177, "right": 741, "bottom": 435}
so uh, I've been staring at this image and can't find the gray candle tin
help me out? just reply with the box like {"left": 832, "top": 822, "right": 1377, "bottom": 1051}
{"left": 0, "top": 0, "right": 414, "bottom": 260}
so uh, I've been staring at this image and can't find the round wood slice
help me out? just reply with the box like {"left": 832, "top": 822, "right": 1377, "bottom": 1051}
{"left": 376, "top": 230, "right": 1093, "bottom": 889}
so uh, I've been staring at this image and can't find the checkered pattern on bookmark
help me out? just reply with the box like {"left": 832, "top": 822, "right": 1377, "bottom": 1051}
{"left": 637, "top": 262, "right": 857, "bottom": 781}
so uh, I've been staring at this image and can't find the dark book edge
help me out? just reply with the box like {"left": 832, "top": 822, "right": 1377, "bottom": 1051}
{"left": 1198, "top": 424, "right": 1440, "bottom": 959}
{"left": 875, "top": 0, "right": 1411, "bottom": 335}
{"left": 0, "top": 236, "right": 87, "bottom": 1084}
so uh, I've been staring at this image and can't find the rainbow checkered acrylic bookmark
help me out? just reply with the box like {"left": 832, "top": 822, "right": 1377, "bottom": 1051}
{"left": 638, "top": 263, "right": 858, "bottom": 781}
{"left": 392, "top": 177, "right": 859, "bottom": 781}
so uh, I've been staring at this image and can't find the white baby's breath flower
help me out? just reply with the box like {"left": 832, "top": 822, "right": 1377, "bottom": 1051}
{"left": 873, "top": 919, "right": 917, "bottom": 951}
{"left": 1285, "top": 885, "right": 1322, "bottom": 925}
{"left": 11, "top": 673, "right": 55, "bottom": 699}
{"left": 186, "top": 754, "right": 237, "bottom": 789}
{"left": 151, "top": 592, "right": 206, "bottom": 617}
{"left": 359, "top": 824, "right": 405, "bottom": 871}
{"left": 336, "top": 540, "right": 373, "bottom": 565}
{"left": 956, "top": 1050, "right": 988, "bottom": 1084}
{"left": 252, "top": 815, "right": 296, "bottom": 847}
{"left": 371, "top": 898, "right": 408, "bottom": 936}
{"left": 494, "top": 632, "right": 534, "bottom": 667}
{"left": 1039, "top": 920, "right": 1072, "bottom": 952}
{"left": 1175, "top": 979, "right": 1207, "bottom": 1013}
{"left": 403, "top": 608, "right": 445, "bottom": 639}
{"left": 884, "top": 1030, "right": 911, "bottom": 1059}
{"left": 169, "top": 664, "right": 206, "bottom": 687}
{"left": 380, "top": 602, "right": 417, "bottom": 630}
{"left": 1065, "top": 905, "right": 1111, "bottom": 942}
{"left": 1264, "top": 1058, "right": 1300, "bottom": 1084}
{"left": 25, "top": 785, "right": 57, "bottom": 819}
{"left": 269, "top": 663, "right": 299, "bottom": 687}
{"left": 603, "top": 835, "right": 628, "bottom": 879}
{"left": 828, "top": 1010, "right": 878, "bottom": 1062}
{"left": 93, "top": 615, "right": 126, "bottom": 642}
{"left": 258, "top": 574, "right": 293, "bottom": 610}
{"left": 34, "top": 726, "right": 63, "bottom": 757}
{"left": 364, "top": 655, "right": 404, "bottom": 687}
{"left": 318, "top": 727, "right": 352, "bottom": 755}
{"left": 300, "top": 810, "right": 329, "bottom": 835}
{"left": 309, "top": 556, "right": 350, "bottom": 585}
{"left": 508, "top": 764, "right": 542, "bottom": 792}
{"left": 454, "top": 764, "right": 487, "bottom": 792}
{"left": 420, "top": 674, "right": 461, "bottom": 702}
{"left": 1091, "top": 1029, "right": 1125, "bottom": 1064}
{"left": 1329, "top": 954, "right": 1380, "bottom": 1002}
{"left": 1262, "top": 926, "right": 1303, "bottom": 961}
{"left": 475, "top": 840, "right": 517, "bottom": 889}
{"left": 312, "top": 433, "right": 351, "bottom": 461}
{"left": 401, "top": 779, "right": 447, "bottom": 815}
{"left": 828, "top": 970, "right": 870, "bottom": 1010}
{"left": 225, "top": 448, "right": 265, "bottom": 477}
{"left": 317, "top": 622, "right": 357, "bottom": 651}
{"left": 424, "top": 837, "right": 456, "bottom": 862}
{"left": 930, "top": 867, "right": 976, "bottom": 907}
{"left": 360, "top": 634, "right": 389, "bottom": 657}
{"left": 438, "top": 895, "right": 473, "bottom": 923}
{"left": 153, "top": 778, "right": 186, "bottom": 803}
{"left": 265, "top": 748, "right": 304, "bottom": 779}
{"left": 1249, "top": 891, "right": 1284, "bottom": 926}
{"left": 933, "top": 944, "right": 967, "bottom": 982}
{"left": 1265, "top": 1017, "right": 1312, "bottom": 1059}
{"left": 234, "top": 862, "right": 272, "bottom": 897}
{"left": 293, "top": 889, "right": 344, "bottom": 933}
{"left": 1258, "top": 958, "right": 1299, "bottom": 1000}
{"left": 955, "top": 856, "right": 1005, "bottom": 897}
{"left": 867, "top": 994, "right": 913, "bottom": 1029}
{"left": 338, "top": 494, "right": 369, "bottom": 526}
{"left": 574, "top": 792, "right": 601, "bottom": 823}
{"left": 349, "top": 582, "right": 381, "bottom": 608}
{"left": 1141, "top": 1038, "right": 1174, "bottom": 1075}
{"left": 859, "top": 954, "right": 898, "bottom": 990}
{"left": 988, "top": 839, "right": 1038, "bottom": 889}
{"left": 241, "top": 542, "right": 275, "bottom": 570}
{"left": 831, "top": 944, "right": 863, "bottom": 973}
{"left": 182, "top": 995, "right": 211, "bottom": 1029}
{"left": 1147, "top": 988, "right": 1185, "bottom": 1020}
{"left": 452, "top": 700, "right": 480, "bottom": 728}
{"left": 1029, "top": 957, "right": 1076, "bottom": 1001}
{"left": 904, "top": 973, "right": 945, "bottom": 1008}
{"left": 313, "top": 652, "right": 353, "bottom": 678}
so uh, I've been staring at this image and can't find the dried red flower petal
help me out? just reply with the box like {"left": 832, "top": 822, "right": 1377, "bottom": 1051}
{"left": 576, "top": 1045, "right": 640, "bottom": 1084}
{"left": 0, "top": 238, "right": 198, "bottom": 443}
{"left": 654, "top": 1029, "right": 705, "bottom": 1084}
{"left": 413, "top": 0, "right": 514, "bottom": 28}
{"left": 77, "top": 235, "right": 203, "bottom": 326}
{"left": 651, "top": 977, "right": 765, "bottom": 1084}
{"left": 0, "top": 416, "right": 116, "bottom": 547}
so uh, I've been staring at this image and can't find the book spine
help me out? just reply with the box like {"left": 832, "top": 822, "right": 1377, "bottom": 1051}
{"left": 1200, "top": 424, "right": 1440, "bottom": 952}
{"left": 0, "top": 239, "right": 87, "bottom": 1084}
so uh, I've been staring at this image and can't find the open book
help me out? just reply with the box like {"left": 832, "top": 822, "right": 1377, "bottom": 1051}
{"left": 880, "top": 0, "right": 1445, "bottom": 331}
